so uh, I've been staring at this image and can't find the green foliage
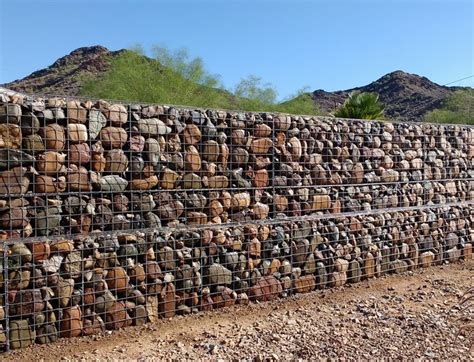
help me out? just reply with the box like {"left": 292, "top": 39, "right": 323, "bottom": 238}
{"left": 334, "top": 91, "right": 385, "bottom": 120}
{"left": 424, "top": 89, "right": 474, "bottom": 125}
{"left": 276, "top": 87, "right": 324, "bottom": 115}
{"left": 81, "top": 47, "right": 230, "bottom": 108}
{"left": 81, "top": 45, "right": 324, "bottom": 115}
{"left": 233, "top": 75, "right": 278, "bottom": 111}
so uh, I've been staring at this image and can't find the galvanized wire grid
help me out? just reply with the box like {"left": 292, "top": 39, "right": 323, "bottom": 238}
{"left": 0, "top": 94, "right": 472, "bottom": 351}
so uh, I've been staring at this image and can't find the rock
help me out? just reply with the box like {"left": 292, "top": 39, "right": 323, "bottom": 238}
{"left": 89, "top": 109, "right": 107, "bottom": 139}
{"left": 137, "top": 118, "right": 171, "bottom": 135}
{"left": 129, "top": 176, "right": 159, "bottom": 190}
{"left": 161, "top": 168, "right": 179, "bottom": 189}
{"left": 419, "top": 251, "right": 435, "bottom": 268}
{"left": 100, "top": 127, "right": 128, "bottom": 149}
{"left": 36, "top": 151, "right": 66, "bottom": 175}
{"left": 312, "top": 195, "right": 331, "bottom": 210}
{"left": 67, "top": 123, "right": 88, "bottom": 143}
{"left": 67, "top": 100, "right": 87, "bottom": 123}
{"left": 203, "top": 140, "right": 220, "bottom": 162}
{"left": 293, "top": 275, "right": 316, "bottom": 293}
{"left": 0, "top": 103, "right": 22, "bottom": 124}
{"left": 208, "top": 264, "right": 232, "bottom": 285}
{"left": 185, "top": 146, "right": 201, "bottom": 171}
{"left": 231, "top": 192, "right": 251, "bottom": 209}
{"left": 55, "top": 278, "right": 75, "bottom": 308}
{"left": 9, "top": 320, "right": 36, "bottom": 350}
{"left": 0, "top": 124, "right": 22, "bottom": 149}
{"left": 105, "top": 301, "right": 131, "bottom": 330}
{"left": 40, "top": 124, "right": 65, "bottom": 151}
{"left": 248, "top": 275, "right": 282, "bottom": 301}
{"left": 208, "top": 175, "right": 229, "bottom": 189}
{"left": 250, "top": 138, "right": 273, "bottom": 154}
{"left": 106, "top": 267, "right": 129, "bottom": 293}
{"left": 184, "top": 124, "right": 202, "bottom": 144}
{"left": 255, "top": 123, "right": 272, "bottom": 137}
{"left": 107, "top": 104, "right": 128, "bottom": 126}
{"left": 60, "top": 306, "right": 82, "bottom": 337}
{"left": 22, "top": 134, "right": 44, "bottom": 153}
{"left": 0, "top": 167, "right": 30, "bottom": 194}
{"left": 69, "top": 143, "right": 91, "bottom": 165}
{"left": 183, "top": 173, "right": 202, "bottom": 189}
{"left": 96, "top": 175, "right": 128, "bottom": 192}
{"left": 105, "top": 149, "right": 129, "bottom": 173}
{"left": 0, "top": 207, "right": 28, "bottom": 229}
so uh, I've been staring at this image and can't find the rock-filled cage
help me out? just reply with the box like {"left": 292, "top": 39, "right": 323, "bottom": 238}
{"left": 0, "top": 90, "right": 472, "bottom": 350}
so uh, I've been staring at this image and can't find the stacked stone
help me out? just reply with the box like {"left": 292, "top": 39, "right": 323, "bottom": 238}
{"left": 0, "top": 93, "right": 472, "bottom": 350}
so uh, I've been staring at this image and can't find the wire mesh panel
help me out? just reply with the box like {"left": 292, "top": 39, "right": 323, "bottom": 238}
{"left": 0, "top": 92, "right": 472, "bottom": 351}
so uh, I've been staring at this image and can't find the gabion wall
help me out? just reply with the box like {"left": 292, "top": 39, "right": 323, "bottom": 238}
{"left": 0, "top": 92, "right": 472, "bottom": 350}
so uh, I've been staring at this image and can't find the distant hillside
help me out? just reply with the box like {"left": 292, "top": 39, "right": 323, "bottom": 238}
{"left": 3, "top": 46, "right": 121, "bottom": 96}
{"left": 3, "top": 46, "right": 469, "bottom": 121}
{"left": 310, "top": 70, "right": 466, "bottom": 121}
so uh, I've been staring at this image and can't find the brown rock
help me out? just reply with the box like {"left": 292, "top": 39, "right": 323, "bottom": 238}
{"left": 0, "top": 124, "right": 22, "bottom": 149}
{"left": 248, "top": 275, "right": 282, "bottom": 301}
{"left": 105, "top": 149, "right": 129, "bottom": 173}
{"left": 105, "top": 301, "right": 131, "bottom": 330}
{"left": 100, "top": 127, "right": 128, "bottom": 149}
{"left": 203, "top": 140, "right": 220, "bottom": 162}
{"left": 67, "top": 100, "right": 87, "bottom": 124}
{"left": 159, "top": 283, "right": 176, "bottom": 318}
{"left": 352, "top": 163, "right": 364, "bottom": 183}
{"left": 161, "top": 168, "right": 179, "bottom": 189}
{"left": 183, "top": 124, "right": 201, "bottom": 145}
{"left": 36, "top": 151, "right": 66, "bottom": 175}
{"left": 67, "top": 123, "right": 88, "bottom": 143}
{"left": 106, "top": 267, "right": 129, "bottom": 293}
{"left": 107, "top": 104, "right": 128, "bottom": 126}
{"left": 69, "top": 143, "right": 91, "bottom": 165}
{"left": 40, "top": 124, "right": 65, "bottom": 151}
{"left": 254, "top": 123, "right": 272, "bottom": 137}
{"left": 311, "top": 194, "right": 331, "bottom": 210}
{"left": 0, "top": 207, "right": 28, "bottom": 228}
{"left": 293, "top": 275, "right": 316, "bottom": 293}
{"left": 231, "top": 192, "right": 251, "bottom": 210}
{"left": 208, "top": 175, "right": 229, "bottom": 188}
{"left": 68, "top": 167, "right": 92, "bottom": 191}
{"left": 185, "top": 145, "right": 201, "bottom": 171}
{"left": 250, "top": 138, "right": 273, "bottom": 154}
{"left": 253, "top": 169, "right": 269, "bottom": 188}
{"left": 34, "top": 175, "right": 66, "bottom": 193}
{"left": 129, "top": 175, "right": 159, "bottom": 190}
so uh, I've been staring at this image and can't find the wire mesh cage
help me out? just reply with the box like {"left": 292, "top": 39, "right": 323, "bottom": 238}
{"left": 0, "top": 92, "right": 472, "bottom": 350}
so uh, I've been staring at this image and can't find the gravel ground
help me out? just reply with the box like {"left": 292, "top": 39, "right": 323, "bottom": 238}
{"left": 5, "top": 261, "right": 474, "bottom": 361}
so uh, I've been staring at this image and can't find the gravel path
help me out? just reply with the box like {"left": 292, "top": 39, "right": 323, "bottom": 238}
{"left": 6, "top": 262, "right": 473, "bottom": 360}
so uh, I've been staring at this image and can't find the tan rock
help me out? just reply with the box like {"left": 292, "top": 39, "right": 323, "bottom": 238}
{"left": 185, "top": 145, "right": 201, "bottom": 171}
{"left": 161, "top": 168, "right": 179, "bottom": 189}
{"left": 99, "top": 127, "right": 128, "bottom": 149}
{"left": 250, "top": 138, "right": 272, "bottom": 154}
{"left": 183, "top": 124, "right": 201, "bottom": 145}
{"left": 203, "top": 140, "right": 220, "bottom": 162}
{"left": 40, "top": 124, "right": 65, "bottom": 151}
{"left": 67, "top": 123, "right": 88, "bottom": 143}
{"left": 66, "top": 100, "right": 87, "bottom": 124}
{"left": 0, "top": 124, "right": 22, "bottom": 149}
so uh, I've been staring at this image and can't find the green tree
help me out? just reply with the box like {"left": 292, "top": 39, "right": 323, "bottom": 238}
{"left": 424, "top": 89, "right": 474, "bottom": 125}
{"left": 233, "top": 75, "right": 278, "bottom": 111}
{"left": 334, "top": 91, "right": 385, "bottom": 120}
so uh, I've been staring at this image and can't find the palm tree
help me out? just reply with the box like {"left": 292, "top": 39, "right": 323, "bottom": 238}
{"left": 334, "top": 91, "right": 385, "bottom": 120}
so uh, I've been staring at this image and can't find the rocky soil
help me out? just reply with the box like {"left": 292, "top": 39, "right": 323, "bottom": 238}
{"left": 5, "top": 262, "right": 473, "bottom": 360}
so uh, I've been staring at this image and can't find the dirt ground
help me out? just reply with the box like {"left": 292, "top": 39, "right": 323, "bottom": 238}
{"left": 6, "top": 261, "right": 474, "bottom": 360}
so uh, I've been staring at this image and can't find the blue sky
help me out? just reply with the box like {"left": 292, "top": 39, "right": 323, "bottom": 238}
{"left": 0, "top": 0, "right": 472, "bottom": 100}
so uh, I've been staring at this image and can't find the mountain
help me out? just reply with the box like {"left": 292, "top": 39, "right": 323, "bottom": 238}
{"left": 3, "top": 46, "right": 122, "bottom": 96}
{"left": 3, "top": 46, "right": 467, "bottom": 121}
{"left": 310, "top": 71, "right": 465, "bottom": 121}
